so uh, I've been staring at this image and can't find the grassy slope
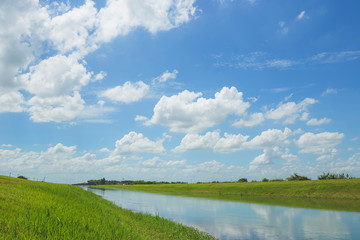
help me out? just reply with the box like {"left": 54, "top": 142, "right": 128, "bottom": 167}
{"left": 0, "top": 176, "right": 215, "bottom": 240}
{"left": 95, "top": 179, "right": 360, "bottom": 212}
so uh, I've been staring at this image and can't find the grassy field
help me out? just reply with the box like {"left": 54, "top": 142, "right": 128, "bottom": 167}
{"left": 93, "top": 179, "right": 360, "bottom": 212}
{"left": 0, "top": 176, "right": 215, "bottom": 240}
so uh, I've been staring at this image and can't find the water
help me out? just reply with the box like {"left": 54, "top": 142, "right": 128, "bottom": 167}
{"left": 84, "top": 187, "right": 360, "bottom": 240}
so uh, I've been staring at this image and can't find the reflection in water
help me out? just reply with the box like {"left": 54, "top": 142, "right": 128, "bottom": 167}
{"left": 84, "top": 187, "right": 360, "bottom": 240}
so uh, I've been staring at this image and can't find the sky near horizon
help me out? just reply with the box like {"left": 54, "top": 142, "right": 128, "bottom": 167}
{"left": 0, "top": 0, "right": 360, "bottom": 183}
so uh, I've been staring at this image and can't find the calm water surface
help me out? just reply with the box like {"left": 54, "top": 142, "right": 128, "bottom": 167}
{"left": 84, "top": 187, "right": 360, "bottom": 240}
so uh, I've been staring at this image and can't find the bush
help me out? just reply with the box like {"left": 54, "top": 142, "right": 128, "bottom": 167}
{"left": 318, "top": 172, "right": 353, "bottom": 180}
{"left": 17, "top": 175, "right": 27, "bottom": 180}
{"left": 270, "top": 179, "right": 284, "bottom": 182}
{"left": 286, "top": 173, "right": 311, "bottom": 181}
{"left": 262, "top": 178, "right": 269, "bottom": 182}
{"left": 237, "top": 178, "right": 248, "bottom": 183}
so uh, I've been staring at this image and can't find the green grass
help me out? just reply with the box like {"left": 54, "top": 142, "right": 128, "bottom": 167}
{"left": 0, "top": 176, "right": 215, "bottom": 240}
{"left": 93, "top": 179, "right": 360, "bottom": 212}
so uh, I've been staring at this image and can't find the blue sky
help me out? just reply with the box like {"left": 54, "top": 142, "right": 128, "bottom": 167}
{"left": 1, "top": 0, "right": 359, "bottom": 183}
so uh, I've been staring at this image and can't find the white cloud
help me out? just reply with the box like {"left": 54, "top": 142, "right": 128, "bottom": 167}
{"left": 172, "top": 131, "right": 249, "bottom": 154}
{"left": 152, "top": 69, "right": 179, "bottom": 84}
{"left": 249, "top": 147, "right": 282, "bottom": 170}
{"left": 215, "top": 51, "right": 360, "bottom": 71}
{"left": 0, "top": 91, "right": 24, "bottom": 113}
{"left": 146, "top": 86, "right": 250, "bottom": 132}
{"left": 135, "top": 115, "right": 149, "bottom": 121}
{"left": 94, "top": 0, "right": 197, "bottom": 43}
{"left": 213, "top": 133, "right": 249, "bottom": 153}
{"left": 0, "top": 0, "right": 197, "bottom": 122}
{"left": 297, "top": 132, "right": 344, "bottom": 155}
{"left": 49, "top": 0, "right": 98, "bottom": 55}
{"left": 22, "top": 55, "right": 93, "bottom": 98}
{"left": 310, "top": 51, "right": 360, "bottom": 64}
{"left": 265, "top": 98, "right": 317, "bottom": 124}
{"left": 45, "top": 143, "right": 77, "bottom": 156}
{"left": 0, "top": 0, "right": 49, "bottom": 92}
{"left": 140, "top": 157, "right": 186, "bottom": 168}
{"left": 172, "top": 131, "right": 221, "bottom": 153}
{"left": 100, "top": 81, "right": 149, "bottom": 103}
{"left": 296, "top": 10, "right": 307, "bottom": 20}
{"left": 306, "top": 118, "right": 331, "bottom": 126}
{"left": 233, "top": 112, "right": 264, "bottom": 127}
{"left": 27, "top": 92, "right": 85, "bottom": 122}
{"left": 113, "top": 131, "right": 165, "bottom": 155}
{"left": 300, "top": 112, "right": 309, "bottom": 121}
{"left": 322, "top": 88, "right": 337, "bottom": 96}
{"left": 244, "top": 128, "right": 295, "bottom": 149}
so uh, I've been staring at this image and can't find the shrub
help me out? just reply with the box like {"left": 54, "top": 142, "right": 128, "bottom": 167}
{"left": 270, "top": 178, "right": 284, "bottom": 182}
{"left": 286, "top": 173, "right": 311, "bottom": 181}
{"left": 17, "top": 175, "right": 27, "bottom": 180}
{"left": 318, "top": 172, "right": 353, "bottom": 180}
{"left": 262, "top": 178, "right": 269, "bottom": 182}
{"left": 237, "top": 178, "right": 248, "bottom": 183}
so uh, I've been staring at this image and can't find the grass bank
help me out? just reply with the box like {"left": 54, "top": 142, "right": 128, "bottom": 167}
{"left": 94, "top": 179, "right": 360, "bottom": 212}
{"left": 0, "top": 176, "right": 215, "bottom": 240}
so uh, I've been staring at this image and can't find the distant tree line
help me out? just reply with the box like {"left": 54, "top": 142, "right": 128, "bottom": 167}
{"left": 317, "top": 172, "right": 354, "bottom": 180}
{"left": 75, "top": 172, "right": 356, "bottom": 186}
{"left": 235, "top": 172, "right": 355, "bottom": 183}
{"left": 76, "top": 178, "right": 187, "bottom": 186}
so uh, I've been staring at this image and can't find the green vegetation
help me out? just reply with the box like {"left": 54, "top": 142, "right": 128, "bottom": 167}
{"left": 17, "top": 175, "right": 28, "bottom": 180}
{"left": 0, "top": 176, "right": 215, "bottom": 240}
{"left": 76, "top": 177, "right": 186, "bottom": 186}
{"left": 237, "top": 178, "right": 248, "bottom": 183}
{"left": 286, "top": 173, "right": 311, "bottom": 181}
{"left": 318, "top": 172, "right": 354, "bottom": 180}
{"left": 94, "top": 179, "right": 360, "bottom": 212}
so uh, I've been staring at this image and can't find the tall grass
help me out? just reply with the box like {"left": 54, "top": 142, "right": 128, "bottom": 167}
{"left": 0, "top": 176, "right": 215, "bottom": 240}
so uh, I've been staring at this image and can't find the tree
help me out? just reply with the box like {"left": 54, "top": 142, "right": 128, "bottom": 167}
{"left": 237, "top": 178, "right": 248, "bottom": 183}
{"left": 286, "top": 173, "right": 310, "bottom": 181}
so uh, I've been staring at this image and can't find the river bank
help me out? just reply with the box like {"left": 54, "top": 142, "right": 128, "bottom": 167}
{"left": 0, "top": 176, "right": 215, "bottom": 239}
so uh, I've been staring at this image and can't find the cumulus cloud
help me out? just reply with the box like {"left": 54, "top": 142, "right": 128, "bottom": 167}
{"left": 249, "top": 147, "right": 282, "bottom": 170}
{"left": 233, "top": 112, "right": 264, "bottom": 127}
{"left": 140, "top": 157, "right": 186, "bottom": 168}
{"left": 146, "top": 86, "right": 250, "bottom": 132}
{"left": 113, "top": 131, "right": 165, "bottom": 155}
{"left": 94, "top": 0, "right": 197, "bottom": 43}
{"left": 49, "top": 0, "right": 98, "bottom": 55}
{"left": 27, "top": 92, "right": 85, "bottom": 122}
{"left": 306, "top": 117, "right": 331, "bottom": 126}
{"left": 297, "top": 132, "right": 344, "bottom": 155}
{"left": 172, "top": 131, "right": 250, "bottom": 153}
{"left": 245, "top": 128, "right": 295, "bottom": 149}
{"left": 0, "top": 0, "right": 49, "bottom": 91}
{"left": 0, "top": 92, "right": 25, "bottom": 113}
{"left": 213, "top": 133, "right": 249, "bottom": 153}
{"left": 172, "top": 131, "right": 221, "bottom": 153}
{"left": 100, "top": 81, "right": 149, "bottom": 103}
{"left": 152, "top": 69, "right": 179, "bottom": 84}
{"left": 22, "top": 55, "right": 93, "bottom": 98}
{"left": 0, "top": 0, "right": 197, "bottom": 122}
{"left": 265, "top": 98, "right": 317, "bottom": 124}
